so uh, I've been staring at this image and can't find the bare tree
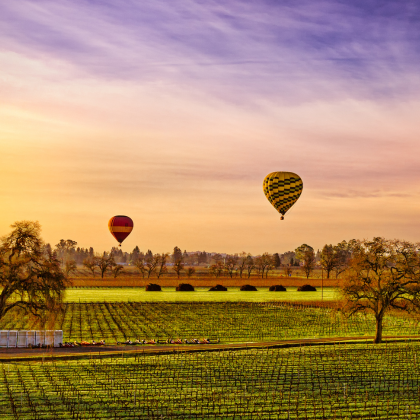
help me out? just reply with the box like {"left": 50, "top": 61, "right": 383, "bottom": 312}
{"left": 145, "top": 255, "right": 159, "bottom": 278}
{"left": 0, "top": 221, "right": 68, "bottom": 322}
{"left": 172, "top": 257, "right": 185, "bottom": 279}
{"left": 83, "top": 257, "right": 98, "bottom": 276}
{"left": 185, "top": 267, "right": 195, "bottom": 278}
{"left": 64, "top": 260, "right": 78, "bottom": 277}
{"left": 255, "top": 253, "right": 272, "bottom": 278}
{"left": 236, "top": 253, "right": 247, "bottom": 278}
{"left": 110, "top": 263, "right": 124, "bottom": 278}
{"left": 156, "top": 253, "right": 169, "bottom": 279}
{"left": 265, "top": 256, "right": 275, "bottom": 278}
{"left": 245, "top": 255, "right": 254, "bottom": 278}
{"left": 340, "top": 237, "right": 420, "bottom": 343}
{"left": 134, "top": 258, "right": 146, "bottom": 278}
{"left": 209, "top": 262, "right": 224, "bottom": 278}
{"left": 96, "top": 254, "right": 114, "bottom": 278}
{"left": 224, "top": 256, "right": 238, "bottom": 278}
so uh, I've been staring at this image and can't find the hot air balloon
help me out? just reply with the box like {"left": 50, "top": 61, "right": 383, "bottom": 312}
{"left": 263, "top": 172, "right": 303, "bottom": 220}
{"left": 108, "top": 215, "right": 133, "bottom": 246}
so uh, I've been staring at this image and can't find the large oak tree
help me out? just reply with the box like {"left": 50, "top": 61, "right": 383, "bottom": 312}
{"left": 0, "top": 221, "right": 68, "bottom": 323}
{"left": 340, "top": 237, "right": 420, "bottom": 343}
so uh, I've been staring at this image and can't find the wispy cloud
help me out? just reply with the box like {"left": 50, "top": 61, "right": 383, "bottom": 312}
{"left": 317, "top": 190, "right": 415, "bottom": 199}
{"left": 1, "top": 0, "right": 420, "bottom": 104}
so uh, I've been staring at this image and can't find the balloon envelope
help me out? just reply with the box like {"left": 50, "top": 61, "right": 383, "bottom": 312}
{"left": 263, "top": 172, "right": 303, "bottom": 217}
{"left": 108, "top": 215, "right": 134, "bottom": 245}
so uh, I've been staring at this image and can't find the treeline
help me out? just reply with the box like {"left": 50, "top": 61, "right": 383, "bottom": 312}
{"left": 47, "top": 239, "right": 356, "bottom": 280}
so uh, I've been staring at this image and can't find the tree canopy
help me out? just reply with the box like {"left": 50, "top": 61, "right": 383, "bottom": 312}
{"left": 340, "top": 237, "right": 420, "bottom": 343}
{"left": 295, "top": 244, "right": 314, "bottom": 262}
{"left": 0, "top": 221, "right": 68, "bottom": 323}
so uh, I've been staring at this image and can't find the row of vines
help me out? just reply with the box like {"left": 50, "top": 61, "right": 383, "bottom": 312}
{"left": 0, "top": 302, "right": 418, "bottom": 343}
{"left": 1, "top": 342, "right": 419, "bottom": 419}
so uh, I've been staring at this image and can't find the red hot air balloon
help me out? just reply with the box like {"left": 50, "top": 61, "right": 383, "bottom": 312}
{"left": 108, "top": 215, "right": 133, "bottom": 246}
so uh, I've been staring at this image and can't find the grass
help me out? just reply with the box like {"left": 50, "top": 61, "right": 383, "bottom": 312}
{"left": 64, "top": 286, "right": 339, "bottom": 302}
{"left": 1, "top": 342, "right": 420, "bottom": 419}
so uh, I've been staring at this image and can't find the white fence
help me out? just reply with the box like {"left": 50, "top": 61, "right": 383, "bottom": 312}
{"left": 0, "top": 330, "right": 63, "bottom": 348}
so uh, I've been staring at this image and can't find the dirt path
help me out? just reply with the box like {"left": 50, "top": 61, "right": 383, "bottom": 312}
{"left": 1, "top": 335, "right": 419, "bottom": 362}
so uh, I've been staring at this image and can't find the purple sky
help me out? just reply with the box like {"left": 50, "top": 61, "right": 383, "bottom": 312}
{"left": 1, "top": 0, "right": 420, "bottom": 253}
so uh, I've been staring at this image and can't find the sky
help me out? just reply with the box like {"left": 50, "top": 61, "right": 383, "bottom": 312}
{"left": 1, "top": 0, "right": 420, "bottom": 255}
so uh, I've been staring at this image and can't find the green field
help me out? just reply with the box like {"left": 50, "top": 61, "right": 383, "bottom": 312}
{"left": 65, "top": 286, "right": 338, "bottom": 302}
{"left": 2, "top": 291, "right": 420, "bottom": 419}
{"left": 1, "top": 342, "right": 420, "bottom": 419}
{"left": 1, "top": 301, "right": 418, "bottom": 343}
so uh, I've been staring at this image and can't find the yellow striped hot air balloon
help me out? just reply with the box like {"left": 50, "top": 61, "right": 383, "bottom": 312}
{"left": 263, "top": 172, "right": 303, "bottom": 220}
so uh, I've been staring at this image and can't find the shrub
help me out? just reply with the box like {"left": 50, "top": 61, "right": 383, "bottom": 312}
{"left": 145, "top": 283, "right": 161, "bottom": 291}
{"left": 209, "top": 284, "right": 227, "bottom": 291}
{"left": 269, "top": 285, "right": 286, "bottom": 291}
{"left": 297, "top": 284, "right": 316, "bottom": 291}
{"left": 240, "top": 284, "right": 257, "bottom": 291}
{"left": 176, "top": 283, "right": 194, "bottom": 291}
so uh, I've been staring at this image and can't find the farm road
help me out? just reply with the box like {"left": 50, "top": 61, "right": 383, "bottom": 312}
{"left": 1, "top": 335, "right": 420, "bottom": 362}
